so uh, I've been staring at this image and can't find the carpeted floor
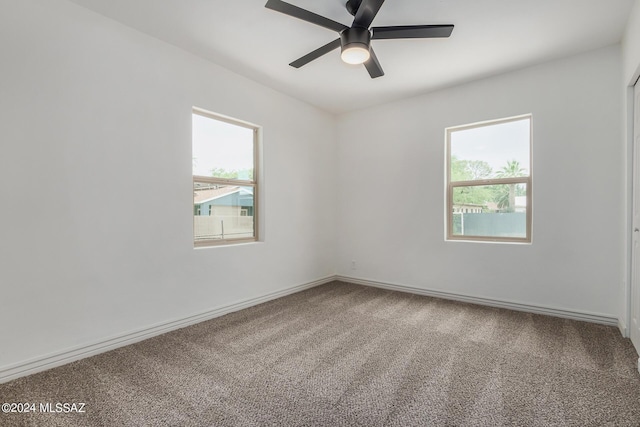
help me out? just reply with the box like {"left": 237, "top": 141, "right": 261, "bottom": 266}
{"left": 1, "top": 281, "right": 640, "bottom": 426}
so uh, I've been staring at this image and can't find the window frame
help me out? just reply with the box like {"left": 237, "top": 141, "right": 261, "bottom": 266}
{"left": 192, "top": 107, "right": 260, "bottom": 247}
{"left": 445, "top": 114, "right": 532, "bottom": 243}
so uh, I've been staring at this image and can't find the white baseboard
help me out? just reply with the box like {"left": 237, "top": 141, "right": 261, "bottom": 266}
{"left": 619, "top": 318, "right": 628, "bottom": 337}
{"left": 0, "top": 275, "right": 335, "bottom": 384}
{"left": 1, "top": 274, "right": 623, "bottom": 384}
{"left": 336, "top": 275, "right": 619, "bottom": 327}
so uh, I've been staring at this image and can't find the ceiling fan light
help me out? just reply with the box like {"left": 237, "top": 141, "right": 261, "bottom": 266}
{"left": 339, "top": 27, "right": 372, "bottom": 65}
{"left": 341, "top": 45, "right": 370, "bottom": 65}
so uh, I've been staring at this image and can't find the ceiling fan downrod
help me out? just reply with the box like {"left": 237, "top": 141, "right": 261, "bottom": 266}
{"left": 346, "top": 0, "right": 363, "bottom": 17}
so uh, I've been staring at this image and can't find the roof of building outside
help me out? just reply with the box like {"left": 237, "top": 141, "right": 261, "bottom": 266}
{"left": 194, "top": 186, "right": 240, "bottom": 204}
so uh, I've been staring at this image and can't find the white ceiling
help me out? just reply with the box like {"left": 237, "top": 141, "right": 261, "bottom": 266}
{"left": 68, "top": 0, "right": 633, "bottom": 114}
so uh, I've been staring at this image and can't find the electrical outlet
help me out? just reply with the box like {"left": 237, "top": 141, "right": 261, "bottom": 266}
{"left": 351, "top": 260, "right": 356, "bottom": 270}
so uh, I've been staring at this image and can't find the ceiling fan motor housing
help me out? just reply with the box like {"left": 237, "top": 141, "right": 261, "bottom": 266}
{"left": 340, "top": 27, "right": 371, "bottom": 52}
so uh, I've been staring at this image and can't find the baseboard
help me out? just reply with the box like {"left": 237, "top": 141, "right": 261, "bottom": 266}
{"left": 0, "top": 275, "right": 335, "bottom": 384}
{"left": 619, "top": 318, "right": 628, "bottom": 338}
{"left": 2, "top": 273, "right": 622, "bottom": 384}
{"left": 336, "top": 275, "right": 619, "bottom": 327}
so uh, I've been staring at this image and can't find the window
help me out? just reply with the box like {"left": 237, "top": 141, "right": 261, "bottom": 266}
{"left": 192, "top": 108, "right": 259, "bottom": 246}
{"left": 446, "top": 114, "right": 532, "bottom": 243}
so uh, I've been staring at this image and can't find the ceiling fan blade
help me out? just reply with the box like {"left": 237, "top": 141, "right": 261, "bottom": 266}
{"left": 364, "top": 47, "right": 384, "bottom": 79}
{"left": 353, "top": 0, "right": 385, "bottom": 29}
{"left": 372, "top": 24, "right": 454, "bottom": 40}
{"left": 289, "top": 38, "right": 341, "bottom": 68}
{"left": 265, "top": 0, "right": 348, "bottom": 33}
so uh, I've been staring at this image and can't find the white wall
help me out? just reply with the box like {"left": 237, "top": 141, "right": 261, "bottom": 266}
{"left": 0, "top": 0, "right": 336, "bottom": 369}
{"left": 336, "top": 45, "right": 624, "bottom": 318}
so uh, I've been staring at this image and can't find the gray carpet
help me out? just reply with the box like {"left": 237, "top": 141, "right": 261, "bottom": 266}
{"left": 1, "top": 281, "right": 640, "bottom": 426}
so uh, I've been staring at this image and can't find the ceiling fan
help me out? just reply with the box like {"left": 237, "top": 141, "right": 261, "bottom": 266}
{"left": 264, "top": 0, "right": 454, "bottom": 78}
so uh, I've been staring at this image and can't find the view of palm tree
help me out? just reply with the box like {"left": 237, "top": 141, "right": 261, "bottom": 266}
{"left": 494, "top": 160, "right": 527, "bottom": 212}
{"left": 451, "top": 158, "right": 527, "bottom": 212}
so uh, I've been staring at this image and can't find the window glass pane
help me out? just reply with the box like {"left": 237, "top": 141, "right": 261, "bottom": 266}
{"left": 452, "top": 183, "right": 527, "bottom": 239}
{"left": 194, "top": 183, "right": 255, "bottom": 241}
{"left": 192, "top": 113, "right": 254, "bottom": 180}
{"left": 450, "top": 118, "right": 530, "bottom": 182}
